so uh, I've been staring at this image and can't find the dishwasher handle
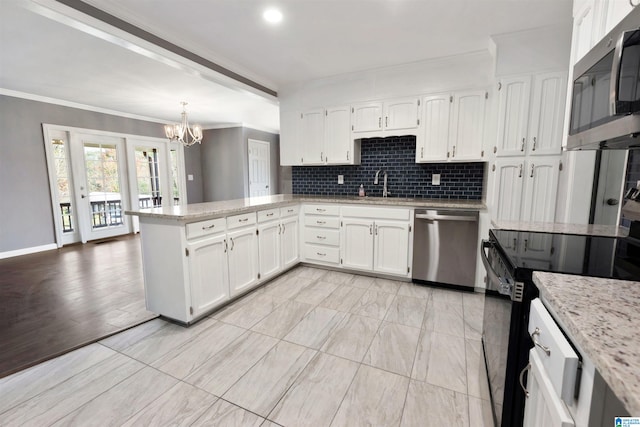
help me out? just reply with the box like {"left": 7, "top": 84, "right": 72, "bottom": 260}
{"left": 480, "top": 240, "right": 518, "bottom": 300}
{"left": 416, "top": 212, "right": 478, "bottom": 222}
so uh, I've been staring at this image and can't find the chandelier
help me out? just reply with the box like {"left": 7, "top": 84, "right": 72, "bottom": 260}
{"left": 164, "top": 102, "right": 203, "bottom": 146}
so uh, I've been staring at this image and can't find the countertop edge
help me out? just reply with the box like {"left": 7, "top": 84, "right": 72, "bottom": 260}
{"left": 125, "top": 195, "right": 487, "bottom": 221}
{"left": 533, "top": 271, "right": 640, "bottom": 415}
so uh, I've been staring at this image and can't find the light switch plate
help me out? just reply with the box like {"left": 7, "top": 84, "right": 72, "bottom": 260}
{"left": 338, "top": 175, "right": 344, "bottom": 184}
{"left": 187, "top": 174, "right": 194, "bottom": 181}
{"left": 432, "top": 174, "right": 441, "bottom": 185}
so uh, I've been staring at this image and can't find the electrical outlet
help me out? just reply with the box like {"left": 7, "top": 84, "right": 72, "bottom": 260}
{"left": 187, "top": 174, "right": 194, "bottom": 181}
{"left": 432, "top": 174, "right": 441, "bottom": 186}
{"left": 338, "top": 175, "right": 344, "bottom": 184}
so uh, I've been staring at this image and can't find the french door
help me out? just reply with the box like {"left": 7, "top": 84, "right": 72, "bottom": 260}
{"left": 44, "top": 125, "right": 186, "bottom": 246}
{"left": 71, "top": 132, "right": 131, "bottom": 242}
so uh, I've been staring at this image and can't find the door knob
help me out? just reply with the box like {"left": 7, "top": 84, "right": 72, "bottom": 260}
{"left": 606, "top": 198, "right": 619, "bottom": 206}
{"left": 81, "top": 194, "right": 86, "bottom": 199}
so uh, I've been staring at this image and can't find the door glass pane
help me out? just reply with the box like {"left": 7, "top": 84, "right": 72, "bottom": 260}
{"left": 52, "top": 138, "right": 75, "bottom": 233}
{"left": 84, "top": 142, "right": 124, "bottom": 230}
{"left": 170, "top": 148, "right": 180, "bottom": 205}
{"left": 134, "top": 147, "right": 162, "bottom": 208}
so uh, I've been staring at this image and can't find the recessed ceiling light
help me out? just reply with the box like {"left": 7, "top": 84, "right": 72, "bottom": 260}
{"left": 263, "top": 8, "right": 283, "bottom": 24}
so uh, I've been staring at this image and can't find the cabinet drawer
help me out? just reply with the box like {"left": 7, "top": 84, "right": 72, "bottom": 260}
{"left": 303, "top": 204, "right": 340, "bottom": 216}
{"left": 186, "top": 218, "right": 226, "bottom": 240}
{"left": 304, "top": 244, "right": 340, "bottom": 264}
{"left": 304, "top": 215, "right": 340, "bottom": 229}
{"left": 304, "top": 228, "right": 340, "bottom": 246}
{"left": 280, "top": 205, "right": 300, "bottom": 218}
{"left": 341, "top": 206, "right": 411, "bottom": 220}
{"left": 528, "top": 299, "right": 579, "bottom": 403}
{"left": 227, "top": 212, "right": 257, "bottom": 230}
{"left": 257, "top": 208, "right": 280, "bottom": 223}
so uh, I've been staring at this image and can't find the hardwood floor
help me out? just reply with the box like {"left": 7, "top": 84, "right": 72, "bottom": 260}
{"left": 0, "top": 234, "right": 156, "bottom": 378}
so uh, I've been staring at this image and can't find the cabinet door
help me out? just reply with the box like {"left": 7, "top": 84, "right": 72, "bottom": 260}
{"left": 528, "top": 72, "right": 567, "bottom": 156}
{"left": 281, "top": 216, "right": 299, "bottom": 270}
{"left": 351, "top": 102, "right": 383, "bottom": 133}
{"left": 523, "top": 351, "right": 575, "bottom": 427}
{"left": 373, "top": 220, "right": 410, "bottom": 277}
{"left": 496, "top": 76, "right": 532, "bottom": 157}
{"left": 227, "top": 226, "right": 259, "bottom": 297}
{"left": 324, "top": 105, "right": 352, "bottom": 164}
{"left": 300, "top": 109, "right": 325, "bottom": 164}
{"left": 383, "top": 97, "right": 420, "bottom": 131}
{"left": 603, "top": 0, "right": 635, "bottom": 35}
{"left": 521, "top": 158, "right": 560, "bottom": 223}
{"left": 418, "top": 94, "right": 450, "bottom": 162}
{"left": 449, "top": 90, "right": 487, "bottom": 161}
{"left": 573, "top": 1, "right": 596, "bottom": 64}
{"left": 341, "top": 218, "right": 374, "bottom": 271}
{"left": 279, "top": 110, "right": 302, "bottom": 166}
{"left": 187, "top": 234, "right": 229, "bottom": 318}
{"left": 491, "top": 159, "right": 525, "bottom": 221}
{"left": 258, "top": 221, "right": 281, "bottom": 281}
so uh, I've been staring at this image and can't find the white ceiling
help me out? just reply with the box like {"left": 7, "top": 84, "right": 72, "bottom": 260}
{"left": 0, "top": 0, "right": 573, "bottom": 132}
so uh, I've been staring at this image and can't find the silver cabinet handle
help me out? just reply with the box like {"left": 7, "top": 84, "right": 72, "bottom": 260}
{"left": 346, "top": 151, "right": 349, "bottom": 160}
{"left": 521, "top": 138, "right": 525, "bottom": 151}
{"left": 239, "top": 218, "right": 248, "bottom": 222}
{"left": 531, "top": 327, "right": 551, "bottom": 356}
{"left": 316, "top": 220, "right": 326, "bottom": 225}
{"left": 421, "top": 147, "right": 424, "bottom": 158}
{"left": 374, "top": 224, "right": 378, "bottom": 235}
{"left": 202, "top": 224, "right": 215, "bottom": 230}
{"left": 452, "top": 146, "right": 456, "bottom": 157}
{"left": 224, "top": 239, "right": 228, "bottom": 253}
{"left": 519, "top": 362, "right": 531, "bottom": 398}
{"left": 369, "top": 224, "right": 373, "bottom": 235}
{"left": 287, "top": 209, "right": 294, "bottom": 213}
{"left": 230, "top": 237, "right": 235, "bottom": 250}
{"left": 317, "top": 252, "right": 326, "bottom": 257}
{"left": 524, "top": 239, "right": 528, "bottom": 251}
{"left": 530, "top": 164, "right": 534, "bottom": 178}
{"left": 519, "top": 164, "right": 523, "bottom": 178}
{"left": 378, "top": 117, "right": 382, "bottom": 128}
{"left": 316, "top": 235, "right": 326, "bottom": 240}
{"left": 266, "top": 212, "right": 274, "bottom": 217}
{"left": 320, "top": 152, "right": 324, "bottom": 162}
{"left": 278, "top": 224, "right": 282, "bottom": 234}
{"left": 385, "top": 116, "right": 388, "bottom": 127}
{"left": 316, "top": 208, "right": 326, "bottom": 212}
{"left": 532, "top": 136, "right": 537, "bottom": 151}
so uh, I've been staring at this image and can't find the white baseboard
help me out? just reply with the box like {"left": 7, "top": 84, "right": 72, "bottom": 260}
{"left": 0, "top": 244, "right": 58, "bottom": 260}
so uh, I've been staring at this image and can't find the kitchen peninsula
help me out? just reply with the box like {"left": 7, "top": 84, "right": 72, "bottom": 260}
{"left": 126, "top": 194, "right": 486, "bottom": 324}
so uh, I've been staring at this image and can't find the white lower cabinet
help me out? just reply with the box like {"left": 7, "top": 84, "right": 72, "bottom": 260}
{"left": 258, "top": 220, "right": 281, "bottom": 281}
{"left": 281, "top": 214, "right": 300, "bottom": 269}
{"left": 187, "top": 232, "right": 229, "bottom": 318}
{"left": 227, "top": 225, "right": 259, "bottom": 298}
{"left": 340, "top": 207, "right": 413, "bottom": 278}
{"left": 257, "top": 206, "right": 300, "bottom": 281}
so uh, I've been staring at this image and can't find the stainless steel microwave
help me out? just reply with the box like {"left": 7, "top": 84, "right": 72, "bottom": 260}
{"left": 567, "top": 7, "right": 640, "bottom": 150}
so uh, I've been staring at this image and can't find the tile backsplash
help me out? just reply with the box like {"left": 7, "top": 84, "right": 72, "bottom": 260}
{"left": 292, "top": 136, "right": 485, "bottom": 199}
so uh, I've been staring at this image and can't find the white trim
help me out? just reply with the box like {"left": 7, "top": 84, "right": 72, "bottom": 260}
{"left": 1, "top": 88, "right": 172, "bottom": 124}
{"left": 203, "top": 122, "right": 280, "bottom": 134}
{"left": 0, "top": 244, "right": 58, "bottom": 260}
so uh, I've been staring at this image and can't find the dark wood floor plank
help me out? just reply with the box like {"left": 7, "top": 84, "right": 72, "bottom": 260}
{"left": 0, "top": 234, "right": 156, "bottom": 378}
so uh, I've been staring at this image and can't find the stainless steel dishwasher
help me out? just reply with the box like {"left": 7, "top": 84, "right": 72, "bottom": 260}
{"left": 412, "top": 209, "right": 479, "bottom": 289}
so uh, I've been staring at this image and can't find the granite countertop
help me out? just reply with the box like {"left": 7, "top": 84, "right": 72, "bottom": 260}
{"left": 492, "top": 220, "right": 629, "bottom": 237}
{"left": 533, "top": 271, "right": 640, "bottom": 415}
{"left": 126, "top": 194, "right": 486, "bottom": 221}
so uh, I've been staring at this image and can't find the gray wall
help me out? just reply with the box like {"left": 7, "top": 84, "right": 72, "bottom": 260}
{"left": 0, "top": 95, "right": 165, "bottom": 252}
{"left": 200, "top": 127, "right": 281, "bottom": 202}
{"left": 183, "top": 143, "right": 204, "bottom": 203}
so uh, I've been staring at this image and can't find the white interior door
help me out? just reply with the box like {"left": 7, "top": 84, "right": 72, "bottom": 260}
{"left": 248, "top": 139, "right": 271, "bottom": 198}
{"left": 71, "top": 132, "right": 131, "bottom": 242}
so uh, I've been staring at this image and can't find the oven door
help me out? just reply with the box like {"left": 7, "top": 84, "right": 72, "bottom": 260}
{"left": 481, "top": 240, "right": 530, "bottom": 427}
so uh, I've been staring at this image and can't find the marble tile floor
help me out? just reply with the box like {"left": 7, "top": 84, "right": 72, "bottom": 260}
{"left": 0, "top": 266, "right": 494, "bottom": 427}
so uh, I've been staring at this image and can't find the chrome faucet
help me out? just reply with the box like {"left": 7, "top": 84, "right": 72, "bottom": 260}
{"left": 374, "top": 169, "right": 390, "bottom": 197}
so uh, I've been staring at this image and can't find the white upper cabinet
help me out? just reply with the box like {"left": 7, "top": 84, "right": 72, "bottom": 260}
{"left": 496, "top": 72, "right": 566, "bottom": 157}
{"left": 603, "top": 0, "right": 635, "bottom": 34}
{"left": 496, "top": 76, "right": 532, "bottom": 157}
{"left": 417, "top": 89, "right": 487, "bottom": 163}
{"left": 573, "top": 0, "right": 598, "bottom": 64}
{"left": 450, "top": 90, "right": 487, "bottom": 160}
{"left": 300, "top": 109, "right": 325, "bottom": 165}
{"left": 351, "top": 102, "right": 383, "bottom": 133}
{"left": 416, "top": 94, "right": 450, "bottom": 162}
{"left": 324, "top": 105, "right": 353, "bottom": 164}
{"left": 527, "top": 72, "right": 567, "bottom": 156}
{"left": 279, "top": 110, "right": 301, "bottom": 166}
{"left": 351, "top": 97, "right": 420, "bottom": 135}
{"left": 383, "top": 97, "right": 421, "bottom": 131}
